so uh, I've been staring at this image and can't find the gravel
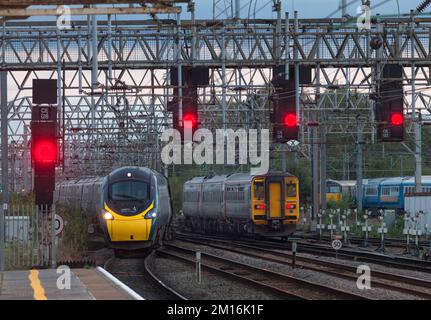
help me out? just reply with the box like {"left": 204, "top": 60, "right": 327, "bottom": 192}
{"left": 147, "top": 253, "right": 287, "bottom": 300}
{"left": 107, "top": 257, "right": 178, "bottom": 300}
{"left": 294, "top": 248, "right": 431, "bottom": 282}
{"left": 174, "top": 240, "right": 426, "bottom": 300}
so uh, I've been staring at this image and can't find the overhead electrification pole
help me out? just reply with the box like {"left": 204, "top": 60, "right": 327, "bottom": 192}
{"left": 90, "top": 7, "right": 98, "bottom": 173}
{"left": 356, "top": 126, "right": 364, "bottom": 214}
{"left": 340, "top": 0, "right": 347, "bottom": 17}
{"left": 234, "top": 0, "right": 240, "bottom": 19}
{"left": 0, "top": 70, "right": 8, "bottom": 272}
{"left": 411, "top": 10, "right": 422, "bottom": 192}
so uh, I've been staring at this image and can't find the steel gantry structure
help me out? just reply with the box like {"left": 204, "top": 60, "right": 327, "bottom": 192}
{"left": 0, "top": 4, "right": 431, "bottom": 219}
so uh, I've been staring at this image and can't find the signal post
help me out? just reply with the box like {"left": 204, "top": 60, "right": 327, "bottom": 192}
{"left": 31, "top": 79, "right": 59, "bottom": 266}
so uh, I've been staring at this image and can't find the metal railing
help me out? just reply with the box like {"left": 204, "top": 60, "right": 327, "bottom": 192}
{"left": 1, "top": 204, "right": 57, "bottom": 271}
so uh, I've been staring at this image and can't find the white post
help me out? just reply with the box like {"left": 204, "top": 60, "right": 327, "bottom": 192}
{"left": 196, "top": 251, "right": 201, "bottom": 283}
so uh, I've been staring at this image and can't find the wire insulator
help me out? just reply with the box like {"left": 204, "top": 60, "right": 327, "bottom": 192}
{"left": 416, "top": 0, "right": 431, "bottom": 13}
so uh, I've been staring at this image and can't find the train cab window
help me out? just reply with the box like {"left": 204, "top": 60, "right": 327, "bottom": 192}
{"left": 253, "top": 181, "right": 265, "bottom": 200}
{"left": 327, "top": 185, "right": 341, "bottom": 193}
{"left": 286, "top": 183, "right": 297, "bottom": 198}
{"left": 111, "top": 181, "right": 149, "bottom": 202}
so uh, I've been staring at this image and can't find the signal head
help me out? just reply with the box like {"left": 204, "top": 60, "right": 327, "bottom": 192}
{"left": 390, "top": 112, "right": 403, "bottom": 126}
{"left": 283, "top": 113, "right": 297, "bottom": 127}
{"left": 182, "top": 112, "right": 197, "bottom": 129}
{"left": 33, "top": 140, "right": 57, "bottom": 163}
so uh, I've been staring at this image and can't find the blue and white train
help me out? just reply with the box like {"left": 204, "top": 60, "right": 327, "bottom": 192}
{"left": 326, "top": 176, "right": 431, "bottom": 214}
{"left": 363, "top": 176, "right": 431, "bottom": 213}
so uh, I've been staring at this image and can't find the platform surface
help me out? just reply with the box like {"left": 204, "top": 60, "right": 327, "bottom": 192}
{"left": 0, "top": 268, "right": 134, "bottom": 300}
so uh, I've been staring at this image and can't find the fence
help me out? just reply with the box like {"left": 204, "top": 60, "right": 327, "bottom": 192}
{"left": 1, "top": 204, "right": 57, "bottom": 271}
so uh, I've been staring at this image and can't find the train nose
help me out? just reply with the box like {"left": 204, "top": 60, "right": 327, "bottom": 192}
{"left": 109, "top": 218, "right": 152, "bottom": 242}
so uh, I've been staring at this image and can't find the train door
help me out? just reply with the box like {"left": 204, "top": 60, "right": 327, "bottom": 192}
{"left": 266, "top": 176, "right": 284, "bottom": 219}
{"left": 269, "top": 182, "right": 282, "bottom": 218}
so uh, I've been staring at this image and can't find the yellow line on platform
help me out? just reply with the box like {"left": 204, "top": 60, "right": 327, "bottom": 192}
{"left": 28, "top": 270, "right": 47, "bottom": 300}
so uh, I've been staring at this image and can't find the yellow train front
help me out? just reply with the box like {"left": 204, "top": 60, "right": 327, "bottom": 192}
{"left": 182, "top": 171, "right": 299, "bottom": 238}
{"left": 325, "top": 179, "right": 357, "bottom": 204}
{"left": 99, "top": 167, "right": 172, "bottom": 251}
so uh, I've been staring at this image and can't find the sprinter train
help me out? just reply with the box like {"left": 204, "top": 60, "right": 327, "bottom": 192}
{"left": 54, "top": 167, "right": 173, "bottom": 253}
{"left": 182, "top": 172, "right": 299, "bottom": 238}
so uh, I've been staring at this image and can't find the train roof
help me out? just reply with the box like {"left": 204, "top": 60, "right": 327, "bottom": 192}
{"left": 184, "top": 171, "right": 296, "bottom": 185}
{"left": 380, "top": 176, "right": 414, "bottom": 185}
{"left": 363, "top": 177, "right": 390, "bottom": 185}
{"left": 377, "top": 176, "right": 431, "bottom": 185}
{"left": 203, "top": 175, "right": 229, "bottom": 183}
{"left": 327, "top": 176, "right": 431, "bottom": 188}
{"left": 184, "top": 176, "right": 206, "bottom": 184}
{"left": 395, "top": 176, "right": 431, "bottom": 185}
{"left": 56, "top": 166, "right": 158, "bottom": 187}
{"left": 225, "top": 173, "right": 254, "bottom": 184}
{"left": 326, "top": 179, "right": 356, "bottom": 187}
{"left": 337, "top": 180, "right": 357, "bottom": 187}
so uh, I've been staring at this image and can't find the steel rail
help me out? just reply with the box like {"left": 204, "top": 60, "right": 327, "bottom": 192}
{"left": 158, "top": 243, "right": 371, "bottom": 300}
{"left": 176, "top": 235, "right": 431, "bottom": 299}
{"left": 296, "top": 242, "right": 431, "bottom": 273}
{"left": 104, "top": 255, "right": 186, "bottom": 300}
{"left": 297, "top": 233, "right": 430, "bottom": 248}
{"left": 176, "top": 232, "right": 431, "bottom": 273}
{"left": 143, "top": 251, "right": 188, "bottom": 300}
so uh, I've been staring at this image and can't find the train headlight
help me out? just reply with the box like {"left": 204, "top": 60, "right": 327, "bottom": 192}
{"left": 103, "top": 211, "right": 114, "bottom": 220}
{"left": 144, "top": 211, "right": 157, "bottom": 219}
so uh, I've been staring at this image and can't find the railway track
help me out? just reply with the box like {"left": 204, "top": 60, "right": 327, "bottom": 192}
{"left": 178, "top": 232, "right": 431, "bottom": 273}
{"left": 298, "top": 233, "right": 430, "bottom": 249}
{"left": 176, "top": 235, "right": 431, "bottom": 299}
{"left": 294, "top": 242, "right": 431, "bottom": 273}
{"left": 156, "top": 243, "right": 372, "bottom": 300}
{"left": 104, "top": 253, "right": 186, "bottom": 300}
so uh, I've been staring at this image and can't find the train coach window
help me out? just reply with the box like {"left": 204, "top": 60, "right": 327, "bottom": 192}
{"left": 381, "top": 186, "right": 399, "bottom": 196}
{"left": 286, "top": 183, "right": 297, "bottom": 198}
{"left": 111, "top": 181, "right": 149, "bottom": 201}
{"left": 253, "top": 181, "right": 265, "bottom": 200}
{"left": 365, "top": 187, "right": 377, "bottom": 196}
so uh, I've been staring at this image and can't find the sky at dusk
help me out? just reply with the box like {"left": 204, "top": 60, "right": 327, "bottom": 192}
{"left": 191, "top": 0, "right": 419, "bottom": 20}
{"left": 19, "top": 1, "right": 428, "bottom": 22}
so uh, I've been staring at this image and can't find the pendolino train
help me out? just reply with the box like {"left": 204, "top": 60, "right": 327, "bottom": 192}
{"left": 54, "top": 167, "right": 173, "bottom": 254}
{"left": 182, "top": 171, "right": 299, "bottom": 238}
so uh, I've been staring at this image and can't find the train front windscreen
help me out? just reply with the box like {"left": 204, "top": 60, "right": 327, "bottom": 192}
{"left": 110, "top": 180, "right": 150, "bottom": 202}
{"left": 108, "top": 180, "right": 152, "bottom": 215}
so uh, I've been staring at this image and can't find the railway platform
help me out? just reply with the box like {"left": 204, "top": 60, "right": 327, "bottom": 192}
{"left": 0, "top": 267, "right": 143, "bottom": 300}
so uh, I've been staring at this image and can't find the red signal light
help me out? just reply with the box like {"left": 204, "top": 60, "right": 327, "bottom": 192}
{"left": 283, "top": 113, "right": 297, "bottom": 127}
{"left": 285, "top": 203, "right": 296, "bottom": 209}
{"left": 182, "top": 112, "right": 197, "bottom": 129}
{"left": 33, "top": 140, "right": 57, "bottom": 163}
{"left": 254, "top": 204, "right": 265, "bottom": 210}
{"left": 391, "top": 113, "right": 403, "bottom": 126}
